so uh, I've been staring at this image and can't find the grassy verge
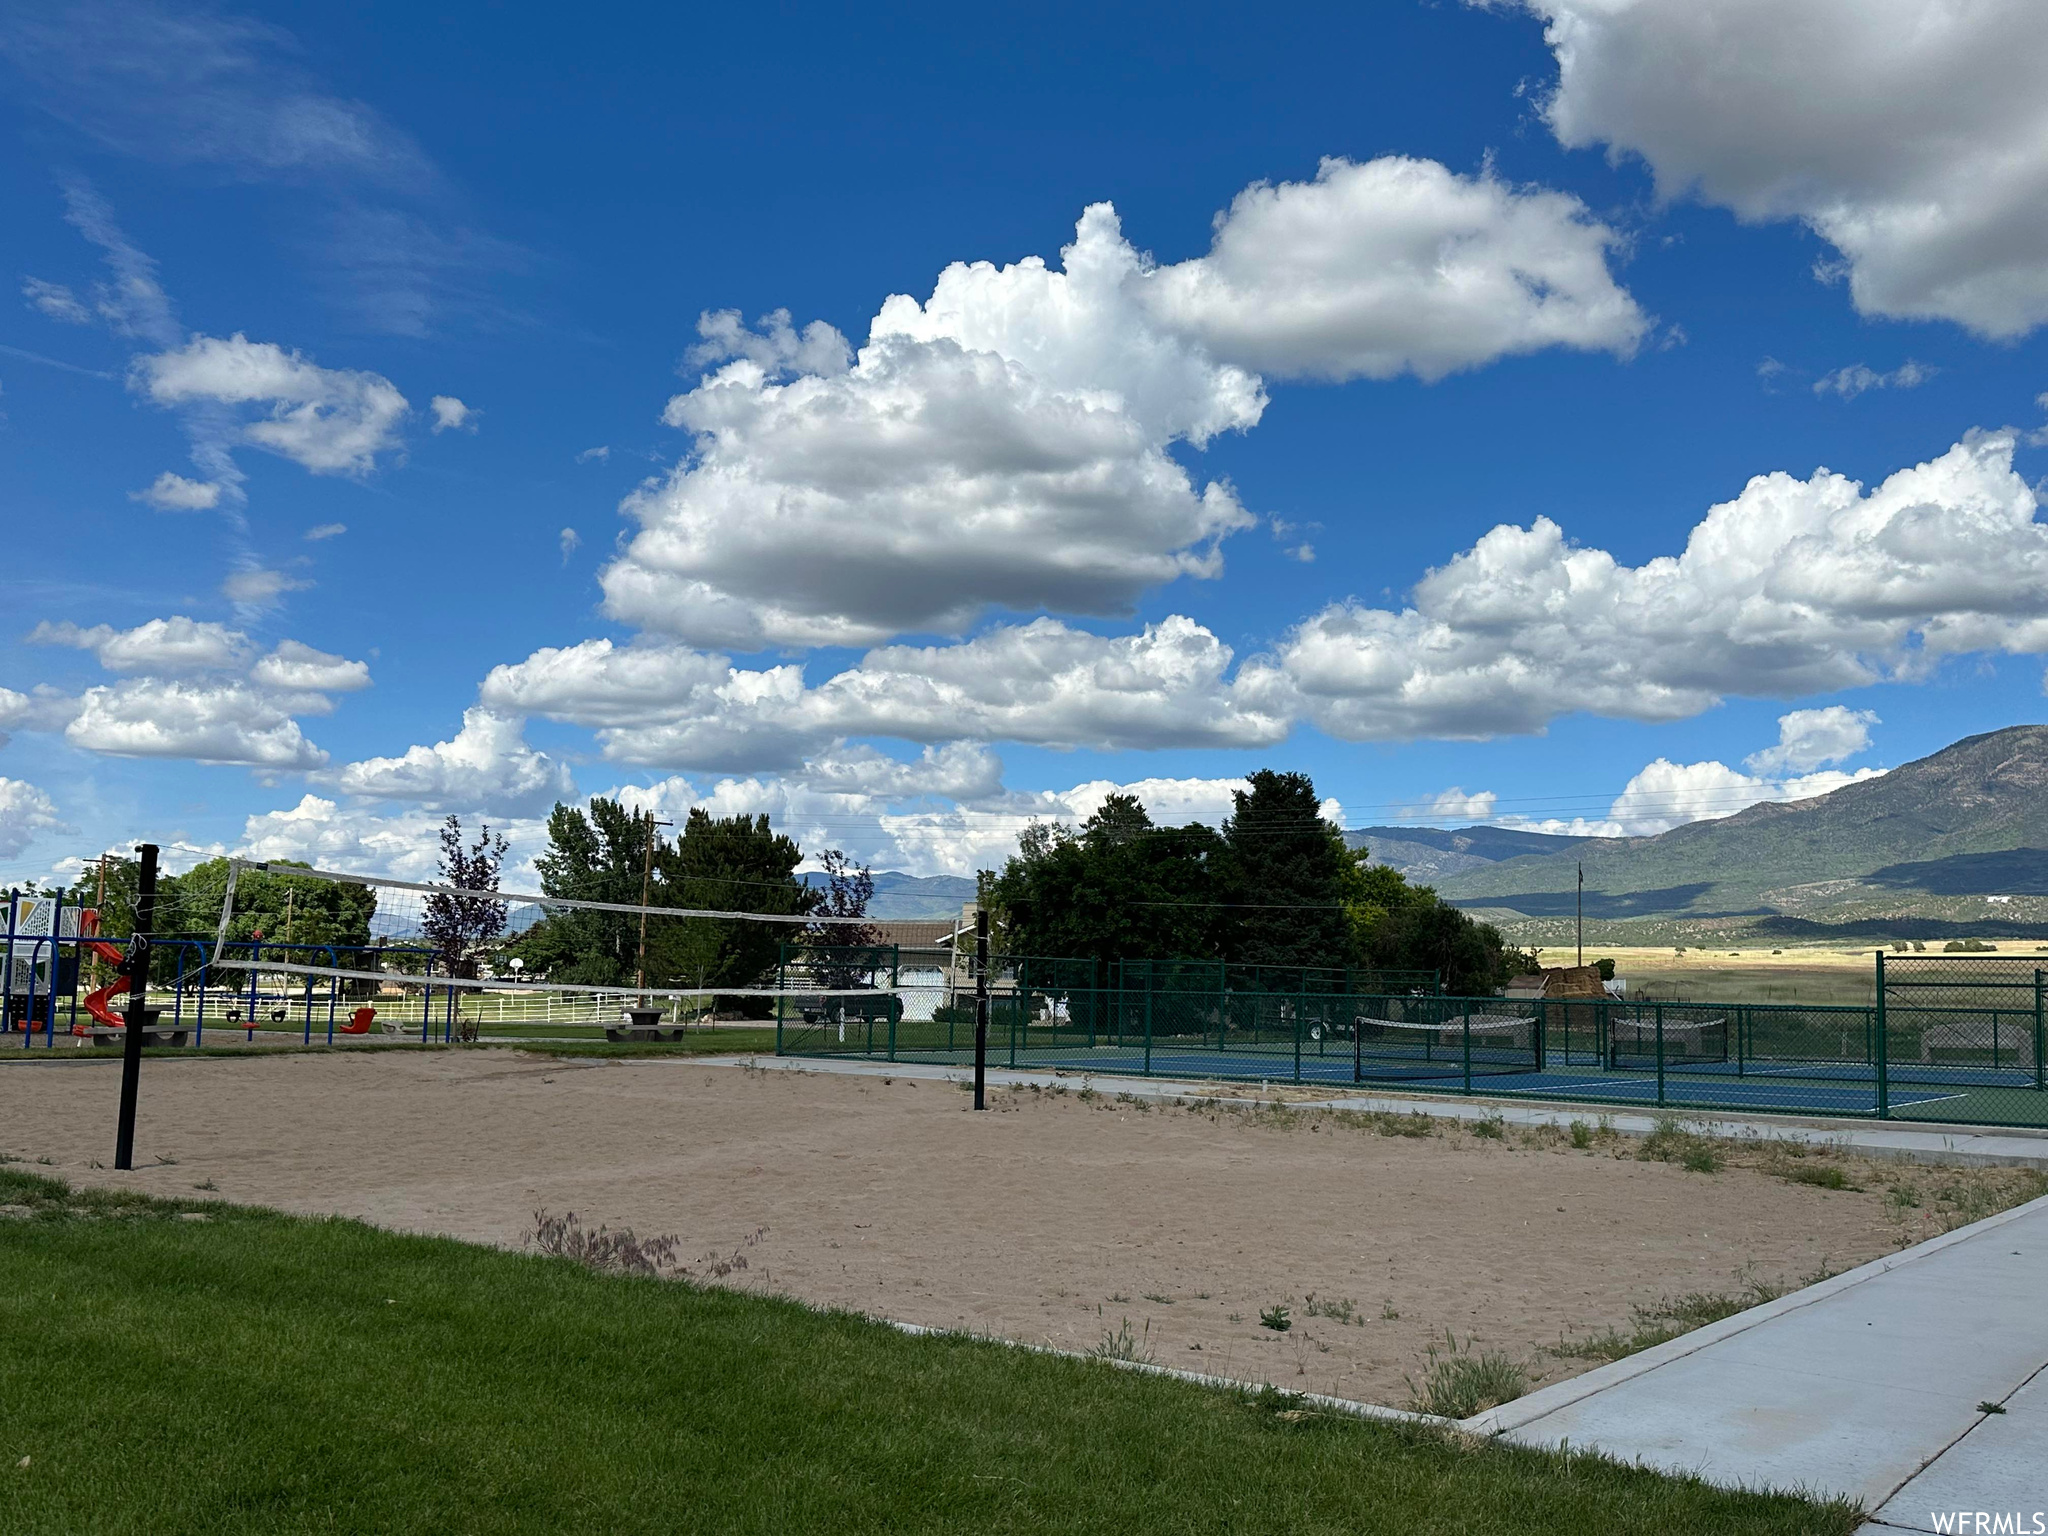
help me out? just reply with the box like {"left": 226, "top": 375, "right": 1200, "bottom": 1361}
{"left": 1551, "top": 1272, "right": 1811, "bottom": 1365}
{"left": 1, "top": 1033, "right": 774, "bottom": 1065}
{"left": 505, "top": 1029, "right": 777, "bottom": 1059}
{"left": 0, "top": 1040, "right": 450, "bottom": 1064}
{"left": 0, "top": 1170, "right": 1858, "bottom": 1535}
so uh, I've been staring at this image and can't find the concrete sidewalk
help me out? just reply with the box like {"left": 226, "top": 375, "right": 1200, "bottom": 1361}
{"left": 1465, "top": 1193, "right": 2048, "bottom": 1519}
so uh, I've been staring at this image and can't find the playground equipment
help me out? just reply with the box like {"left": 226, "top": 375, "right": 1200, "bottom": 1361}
{"left": 4, "top": 888, "right": 443, "bottom": 1048}
{"left": 68, "top": 909, "right": 190, "bottom": 1047}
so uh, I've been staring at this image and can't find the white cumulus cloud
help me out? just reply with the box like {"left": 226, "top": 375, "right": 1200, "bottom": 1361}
{"left": 1501, "top": 0, "right": 2048, "bottom": 336}
{"left": 249, "top": 639, "right": 372, "bottom": 694}
{"left": 331, "top": 707, "right": 574, "bottom": 814}
{"left": 130, "top": 470, "right": 224, "bottom": 510}
{"left": 428, "top": 394, "right": 474, "bottom": 433}
{"left": 135, "top": 332, "right": 409, "bottom": 475}
{"left": 1417, "top": 787, "right": 1501, "bottom": 821}
{"left": 1142, "top": 155, "right": 1647, "bottom": 381}
{"left": 603, "top": 169, "right": 1643, "bottom": 650}
{"left": 1744, "top": 706, "right": 1878, "bottom": 776}
{"left": 1280, "top": 430, "right": 2048, "bottom": 741}
{"left": 15, "top": 616, "right": 370, "bottom": 770}
{"left": 30, "top": 615, "right": 250, "bottom": 673}
{"left": 66, "top": 679, "right": 328, "bottom": 769}
{"left": 483, "top": 615, "right": 1291, "bottom": 771}
{"left": 1601, "top": 757, "right": 1885, "bottom": 837}
{"left": 0, "top": 778, "right": 63, "bottom": 860}
{"left": 608, "top": 213, "right": 1257, "bottom": 649}
{"left": 236, "top": 796, "right": 547, "bottom": 885}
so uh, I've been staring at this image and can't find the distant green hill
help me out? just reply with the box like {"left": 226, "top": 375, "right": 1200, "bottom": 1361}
{"left": 1431, "top": 725, "right": 2048, "bottom": 944}
{"left": 1342, "top": 825, "right": 1592, "bottom": 881}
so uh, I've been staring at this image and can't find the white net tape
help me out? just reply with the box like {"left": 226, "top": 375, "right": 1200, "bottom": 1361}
{"left": 208, "top": 859, "right": 939, "bottom": 1002}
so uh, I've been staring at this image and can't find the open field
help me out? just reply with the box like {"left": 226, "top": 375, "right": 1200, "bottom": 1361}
{"left": 0, "top": 1169, "right": 1861, "bottom": 1535}
{"left": 4, "top": 1050, "right": 2039, "bottom": 1410}
{"left": 1532, "top": 944, "right": 2046, "bottom": 1005}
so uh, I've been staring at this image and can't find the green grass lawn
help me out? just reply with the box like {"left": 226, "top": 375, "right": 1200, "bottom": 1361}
{"left": 504, "top": 1029, "right": 779, "bottom": 1059}
{"left": 2, "top": 1031, "right": 774, "bottom": 1065}
{"left": 0, "top": 1170, "right": 1858, "bottom": 1534}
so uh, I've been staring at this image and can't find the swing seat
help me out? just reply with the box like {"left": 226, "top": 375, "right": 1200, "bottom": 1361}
{"left": 339, "top": 1006, "right": 377, "bottom": 1035}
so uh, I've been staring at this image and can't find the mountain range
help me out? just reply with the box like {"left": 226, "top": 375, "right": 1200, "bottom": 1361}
{"left": 1343, "top": 824, "right": 1592, "bottom": 881}
{"left": 1415, "top": 725, "right": 2048, "bottom": 943}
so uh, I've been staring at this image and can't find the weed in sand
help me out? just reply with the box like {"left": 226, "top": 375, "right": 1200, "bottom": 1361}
{"left": 1089, "top": 1317, "right": 1156, "bottom": 1365}
{"left": 1553, "top": 1270, "right": 1802, "bottom": 1363}
{"left": 1304, "top": 1293, "right": 1358, "bottom": 1325}
{"left": 1776, "top": 1163, "right": 1857, "bottom": 1192}
{"left": 1259, "top": 1305, "right": 1293, "bottom": 1333}
{"left": 1568, "top": 1120, "right": 1593, "bottom": 1150}
{"left": 1640, "top": 1118, "right": 1723, "bottom": 1173}
{"left": 532, "top": 1210, "right": 682, "bottom": 1278}
{"left": 1406, "top": 1332, "right": 1528, "bottom": 1418}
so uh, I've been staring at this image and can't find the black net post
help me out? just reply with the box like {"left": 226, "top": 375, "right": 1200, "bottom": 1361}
{"left": 972, "top": 909, "right": 989, "bottom": 1110}
{"left": 113, "top": 842, "right": 158, "bottom": 1171}
{"left": 2023, "top": 966, "right": 2039, "bottom": 1097}
{"left": 1874, "top": 950, "right": 1890, "bottom": 1119}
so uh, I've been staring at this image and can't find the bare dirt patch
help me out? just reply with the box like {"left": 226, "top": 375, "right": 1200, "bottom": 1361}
{"left": 1, "top": 1050, "right": 2031, "bottom": 1408}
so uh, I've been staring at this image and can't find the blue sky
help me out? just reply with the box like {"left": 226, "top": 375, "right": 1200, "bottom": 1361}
{"left": 4, "top": 0, "right": 2048, "bottom": 885}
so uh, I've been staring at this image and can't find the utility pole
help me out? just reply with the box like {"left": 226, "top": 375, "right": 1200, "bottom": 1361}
{"left": 973, "top": 907, "right": 989, "bottom": 1111}
{"left": 634, "top": 811, "right": 673, "bottom": 1003}
{"left": 1576, "top": 861, "right": 1584, "bottom": 970}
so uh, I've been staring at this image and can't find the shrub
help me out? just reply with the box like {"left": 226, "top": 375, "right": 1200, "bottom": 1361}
{"left": 1777, "top": 1163, "right": 1856, "bottom": 1191}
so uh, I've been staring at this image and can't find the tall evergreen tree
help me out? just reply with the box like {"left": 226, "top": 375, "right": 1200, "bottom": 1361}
{"left": 658, "top": 809, "right": 815, "bottom": 1010}
{"left": 1220, "top": 770, "right": 1351, "bottom": 973}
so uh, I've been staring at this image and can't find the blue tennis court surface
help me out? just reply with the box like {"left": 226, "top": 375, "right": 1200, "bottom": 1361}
{"left": 886, "top": 1043, "right": 1984, "bottom": 1117}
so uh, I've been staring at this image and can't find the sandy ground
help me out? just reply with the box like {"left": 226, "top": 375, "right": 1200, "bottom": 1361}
{"left": 0, "top": 1049, "right": 1943, "bottom": 1407}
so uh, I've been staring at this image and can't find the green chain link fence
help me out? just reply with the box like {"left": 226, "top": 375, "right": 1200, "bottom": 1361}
{"left": 774, "top": 945, "right": 2048, "bottom": 1128}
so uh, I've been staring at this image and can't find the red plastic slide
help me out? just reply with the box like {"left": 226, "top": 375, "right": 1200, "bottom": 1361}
{"left": 75, "top": 910, "right": 132, "bottom": 1030}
